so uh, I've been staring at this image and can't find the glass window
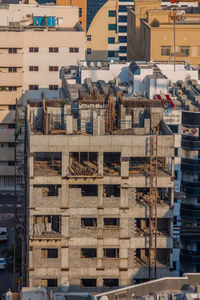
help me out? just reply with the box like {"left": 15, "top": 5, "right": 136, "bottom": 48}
{"left": 87, "top": 48, "right": 92, "bottom": 55}
{"left": 87, "top": 35, "right": 92, "bottom": 41}
{"left": 108, "top": 37, "right": 115, "bottom": 44}
{"left": 108, "top": 24, "right": 116, "bottom": 30}
{"left": 108, "top": 10, "right": 116, "bottom": 17}
{"left": 161, "top": 46, "right": 171, "bottom": 56}
{"left": 69, "top": 48, "right": 79, "bottom": 53}
{"left": 180, "top": 46, "right": 190, "bottom": 56}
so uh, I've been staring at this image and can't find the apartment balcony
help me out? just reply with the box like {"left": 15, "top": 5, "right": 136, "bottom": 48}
{"left": 181, "top": 158, "right": 200, "bottom": 173}
{"left": 182, "top": 181, "right": 200, "bottom": 196}
{"left": 182, "top": 250, "right": 200, "bottom": 264}
{"left": 0, "top": 91, "right": 22, "bottom": 105}
{"left": 181, "top": 203, "right": 200, "bottom": 219}
{"left": 0, "top": 166, "right": 15, "bottom": 176}
{"left": 0, "top": 72, "right": 23, "bottom": 86}
{"left": 182, "top": 136, "right": 200, "bottom": 150}
{"left": 0, "top": 148, "right": 14, "bottom": 161}
{"left": 0, "top": 53, "right": 23, "bottom": 67}
{"left": 0, "top": 129, "right": 15, "bottom": 142}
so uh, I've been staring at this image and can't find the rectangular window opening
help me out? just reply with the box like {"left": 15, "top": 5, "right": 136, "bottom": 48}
{"left": 81, "top": 248, "right": 97, "bottom": 258}
{"left": 81, "top": 218, "right": 97, "bottom": 227}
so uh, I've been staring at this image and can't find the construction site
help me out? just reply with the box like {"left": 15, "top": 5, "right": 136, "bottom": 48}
{"left": 26, "top": 66, "right": 176, "bottom": 290}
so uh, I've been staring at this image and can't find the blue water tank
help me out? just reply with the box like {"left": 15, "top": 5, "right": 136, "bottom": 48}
{"left": 34, "top": 16, "right": 56, "bottom": 27}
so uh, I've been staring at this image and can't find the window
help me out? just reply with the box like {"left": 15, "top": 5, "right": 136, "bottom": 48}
{"left": 69, "top": 48, "right": 79, "bottom": 53}
{"left": 29, "top": 47, "right": 39, "bottom": 53}
{"left": 42, "top": 249, "right": 58, "bottom": 259}
{"left": 104, "top": 218, "right": 120, "bottom": 227}
{"left": 109, "top": 10, "right": 116, "bottom": 17}
{"left": 81, "top": 248, "right": 97, "bottom": 258}
{"left": 108, "top": 37, "right": 115, "bottom": 44}
{"left": 8, "top": 67, "right": 17, "bottom": 73}
{"left": 9, "top": 105, "right": 16, "bottom": 110}
{"left": 40, "top": 185, "right": 60, "bottom": 197}
{"left": 8, "top": 161, "right": 15, "bottom": 166}
{"left": 108, "top": 51, "right": 116, "bottom": 58}
{"left": 180, "top": 46, "right": 190, "bottom": 56}
{"left": 161, "top": 46, "right": 171, "bottom": 56}
{"left": 47, "top": 279, "right": 57, "bottom": 287}
{"left": 175, "top": 148, "right": 178, "bottom": 157}
{"left": 70, "top": 185, "right": 98, "bottom": 197}
{"left": 86, "top": 48, "right": 91, "bottom": 55}
{"left": 8, "top": 124, "right": 15, "bottom": 129}
{"left": 79, "top": 8, "right": 82, "bottom": 17}
{"left": 49, "top": 85, "right": 58, "bottom": 90}
{"left": 29, "top": 85, "right": 39, "bottom": 90}
{"left": 103, "top": 248, "right": 119, "bottom": 258}
{"left": 8, "top": 87, "right": 17, "bottom": 91}
{"left": 49, "top": 66, "right": 59, "bottom": 72}
{"left": 8, "top": 48, "right": 17, "bottom": 54}
{"left": 81, "top": 279, "right": 96, "bottom": 287}
{"left": 103, "top": 279, "right": 119, "bottom": 287}
{"left": 81, "top": 218, "right": 97, "bottom": 227}
{"left": 175, "top": 170, "right": 178, "bottom": 180}
{"left": 49, "top": 47, "right": 59, "bottom": 53}
{"left": 29, "top": 66, "right": 39, "bottom": 72}
{"left": 108, "top": 24, "right": 116, "bottom": 30}
{"left": 87, "top": 35, "right": 92, "bottom": 41}
{"left": 8, "top": 143, "right": 15, "bottom": 148}
{"left": 103, "top": 185, "right": 120, "bottom": 197}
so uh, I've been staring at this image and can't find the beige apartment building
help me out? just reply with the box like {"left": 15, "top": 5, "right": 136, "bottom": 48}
{"left": 27, "top": 74, "right": 175, "bottom": 289}
{"left": 127, "top": 0, "right": 200, "bottom": 67}
{"left": 0, "top": 4, "right": 85, "bottom": 192}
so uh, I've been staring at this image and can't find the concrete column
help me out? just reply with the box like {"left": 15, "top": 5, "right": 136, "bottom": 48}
{"left": 97, "top": 239, "right": 103, "bottom": 269}
{"left": 170, "top": 187, "right": 174, "bottom": 207}
{"left": 29, "top": 155, "right": 34, "bottom": 177}
{"left": 98, "top": 152, "right": 103, "bottom": 176}
{"left": 121, "top": 161, "right": 129, "bottom": 178}
{"left": 120, "top": 187, "right": 128, "bottom": 207}
{"left": 171, "top": 157, "right": 175, "bottom": 177}
{"left": 62, "top": 152, "right": 69, "bottom": 177}
{"left": 61, "top": 247, "right": 69, "bottom": 269}
{"left": 61, "top": 182, "right": 69, "bottom": 208}
{"left": 98, "top": 184, "right": 103, "bottom": 207}
{"left": 120, "top": 216, "right": 129, "bottom": 238}
{"left": 29, "top": 184, "right": 34, "bottom": 207}
{"left": 61, "top": 216, "right": 69, "bottom": 237}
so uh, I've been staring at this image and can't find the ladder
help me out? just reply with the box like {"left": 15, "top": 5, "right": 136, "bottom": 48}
{"left": 149, "top": 135, "right": 158, "bottom": 280}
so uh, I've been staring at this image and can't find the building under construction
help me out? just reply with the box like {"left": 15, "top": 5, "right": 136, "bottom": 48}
{"left": 26, "top": 77, "right": 175, "bottom": 289}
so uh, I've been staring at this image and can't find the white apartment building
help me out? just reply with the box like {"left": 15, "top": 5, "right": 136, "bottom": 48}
{"left": 0, "top": 4, "right": 85, "bottom": 192}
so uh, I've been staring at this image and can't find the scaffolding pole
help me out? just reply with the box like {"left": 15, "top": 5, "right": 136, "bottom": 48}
{"left": 149, "top": 134, "right": 158, "bottom": 280}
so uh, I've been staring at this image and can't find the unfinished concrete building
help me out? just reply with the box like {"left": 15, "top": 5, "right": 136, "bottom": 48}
{"left": 27, "top": 79, "right": 175, "bottom": 290}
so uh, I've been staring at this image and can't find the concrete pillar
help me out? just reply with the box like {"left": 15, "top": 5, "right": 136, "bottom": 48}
{"left": 170, "top": 187, "right": 174, "bottom": 207}
{"left": 98, "top": 152, "right": 103, "bottom": 176}
{"left": 97, "top": 239, "right": 103, "bottom": 269}
{"left": 120, "top": 187, "right": 128, "bottom": 207}
{"left": 62, "top": 152, "right": 69, "bottom": 177}
{"left": 98, "top": 184, "right": 103, "bottom": 207}
{"left": 120, "top": 216, "right": 129, "bottom": 238}
{"left": 121, "top": 161, "right": 129, "bottom": 178}
{"left": 29, "top": 184, "right": 34, "bottom": 207}
{"left": 29, "top": 155, "right": 34, "bottom": 177}
{"left": 61, "top": 247, "right": 69, "bottom": 269}
{"left": 61, "top": 182, "right": 69, "bottom": 208}
{"left": 61, "top": 216, "right": 69, "bottom": 237}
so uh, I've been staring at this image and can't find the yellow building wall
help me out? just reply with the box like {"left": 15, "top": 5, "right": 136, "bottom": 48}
{"left": 127, "top": 0, "right": 161, "bottom": 60}
{"left": 56, "top": 0, "right": 87, "bottom": 31}
{"left": 150, "top": 25, "right": 200, "bottom": 66}
{"left": 86, "top": 0, "right": 118, "bottom": 60}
